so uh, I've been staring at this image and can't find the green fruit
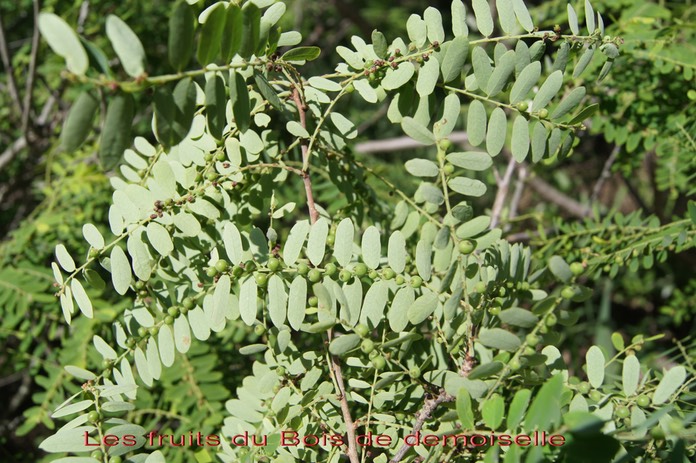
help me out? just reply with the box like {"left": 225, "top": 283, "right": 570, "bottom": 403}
{"left": 395, "top": 275, "right": 405, "bottom": 285}
{"left": 368, "top": 349, "right": 380, "bottom": 359}
{"left": 101, "top": 359, "right": 113, "bottom": 370}
{"left": 339, "top": 270, "right": 352, "bottom": 282}
{"left": 268, "top": 257, "right": 281, "bottom": 272}
{"left": 409, "top": 367, "right": 421, "bottom": 379}
{"left": 164, "top": 316, "right": 174, "bottom": 325}
{"left": 526, "top": 333, "right": 539, "bottom": 347}
{"left": 570, "top": 262, "right": 584, "bottom": 276}
{"left": 474, "top": 282, "right": 486, "bottom": 293}
{"left": 233, "top": 265, "right": 244, "bottom": 277}
{"left": 326, "top": 234, "right": 335, "bottom": 246}
{"left": 254, "top": 324, "right": 266, "bottom": 336}
{"left": 138, "top": 327, "right": 147, "bottom": 337}
{"left": 149, "top": 326, "right": 159, "bottom": 336}
{"left": 355, "top": 323, "right": 370, "bottom": 338}
{"left": 109, "top": 456, "right": 123, "bottom": 463}
{"left": 88, "top": 411, "right": 100, "bottom": 423}
{"left": 182, "top": 297, "right": 195, "bottom": 309}
{"left": 410, "top": 276, "right": 423, "bottom": 288}
{"left": 537, "top": 108, "right": 549, "bottom": 119}
{"left": 615, "top": 405, "right": 630, "bottom": 419}
{"left": 589, "top": 390, "right": 602, "bottom": 402}
{"left": 509, "top": 358, "right": 521, "bottom": 371}
{"left": 438, "top": 139, "right": 452, "bottom": 151}
{"left": 578, "top": 382, "right": 591, "bottom": 395}
{"left": 206, "top": 172, "right": 218, "bottom": 181}
{"left": 488, "top": 306, "right": 501, "bottom": 316}
{"left": 368, "top": 269, "right": 378, "bottom": 280}
{"left": 443, "top": 164, "right": 455, "bottom": 175}
{"left": 345, "top": 83, "right": 355, "bottom": 93}
{"left": 126, "top": 338, "right": 136, "bottom": 348}
{"left": 371, "top": 355, "right": 386, "bottom": 370}
{"left": 383, "top": 268, "right": 396, "bottom": 280}
{"left": 297, "top": 263, "right": 310, "bottom": 275}
{"left": 135, "top": 281, "right": 145, "bottom": 290}
{"left": 668, "top": 420, "right": 683, "bottom": 434}
{"left": 204, "top": 153, "right": 214, "bottom": 162}
{"left": 308, "top": 296, "right": 319, "bottom": 307}
{"left": 360, "top": 339, "right": 375, "bottom": 354}
{"left": 308, "top": 269, "right": 322, "bottom": 283}
{"left": 215, "top": 259, "right": 229, "bottom": 272}
{"left": 276, "top": 367, "right": 286, "bottom": 376}
{"left": 215, "top": 151, "right": 226, "bottom": 161}
{"left": 168, "top": 306, "right": 180, "bottom": 317}
{"left": 636, "top": 395, "right": 650, "bottom": 408}
{"left": 650, "top": 426, "right": 665, "bottom": 440}
{"left": 354, "top": 263, "right": 368, "bottom": 277}
{"left": 546, "top": 313, "right": 558, "bottom": 326}
{"left": 206, "top": 267, "right": 218, "bottom": 277}
{"left": 458, "top": 240, "right": 475, "bottom": 255}
{"left": 561, "top": 286, "right": 576, "bottom": 300}
{"left": 255, "top": 273, "right": 268, "bottom": 287}
{"left": 90, "top": 450, "right": 103, "bottom": 460}
{"left": 516, "top": 101, "right": 529, "bottom": 112}
{"left": 179, "top": 304, "right": 189, "bottom": 315}
{"left": 324, "top": 263, "right": 337, "bottom": 277}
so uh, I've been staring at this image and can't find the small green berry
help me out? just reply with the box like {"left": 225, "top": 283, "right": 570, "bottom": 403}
{"left": 561, "top": 286, "right": 576, "bottom": 300}
{"left": 168, "top": 306, "right": 180, "bottom": 318}
{"left": 488, "top": 306, "right": 501, "bottom": 316}
{"left": 570, "top": 262, "right": 584, "bottom": 276}
{"left": 206, "top": 267, "right": 218, "bottom": 277}
{"left": 90, "top": 450, "right": 103, "bottom": 461}
{"left": 215, "top": 151, "right": 226, "bottom": 161}
{"left": 409, "top": 366, "right": 421, "bottom": 379}
{"left": 109, "top": 456, "right": 123, "bottom": 463}
{"left": 458, "top": 240, "right": 475, "bottom": 255}
{"left": 255, "top": 272, "right": 268, "bottom": 287}
{"left": 589, "top": 390, "right": 602, "bottom": 402}
{"left": 651, "top": 426, "right": 665, "bottom": 440}
{"left": 206, "top": 172, "right": 218, "bottom": 181}
{"left": 509, "top": 358, "right": 521, "bottom": 371}
{"left": 383, "top": 268, "right": 396, "bottom": 280}
{"left": 101, "top": 359, "right": 113, "bottom": 370}
{"left": 615, "top": 405, "right": 630, "bottom": 419}
{"left": 395, "top": 275, "right": 405, "bottom": 285}
{"left": 308, "top": 269, "right": 322, "bottom": 283}
{"left": 254, "top": 324, "right": 266, "bottom": 336}
{"left": 297, "top": 263, "right": 310, "bottom": 275}
{"left": 371, "top": 355, "right": 386, "bottom": 370}
{"left": 268, "top": 257, "right": 281, "bottom": 272}
{"left": 135, "top": 281, "right": 145, "bottom": 290}
{"left": 443, "top": 164, "right": 455, "bottom": 175}
{"left": 516, "top": 101, "right": 529, "bottom": 112}
{"left": 474, "top": 282, "right": 486, "bottom": 293}
{"left": 126, "top": 338, "right": 136, "bottom": 348}
{"left": 215, "top": 259, "right": 229, "bottom": 272}
{"left": 354, "top": 263, "right": 368, "bottom": 277}
{"left": 546, "top": 313, "right": 558, "bottom": 326}
{"left": 182, "top": 297, "right": 195, "bottom": 310}
{"left": 149, "top": 326, "right": 159, "bottom": 336}
{"left": 526, "top": 333, "right": 539, "bottom": 347}
{"left": 324, "top": 263, "right": 338, "bottom": 277}
{"left": 339, "top": 269, "right": 352, "bottom": 282}
{"left": 164, "top": 316, "right": 174, "bottom": 325}
{"left": 137, "top": 327, "right": 147, "bottom": 337}
{"left": 345, "top": 83, "right": 355, "bottom": 93}
{"left": 537, "top": 108, "right": 549, "bottom": 119}
{"left": 308, "top": 296, "right": 319, "bottom": 307}
{"left": 578, "top": 382, "right": 591, "bottom": 395}
{"left": 88, "top": 411, "right": 101, "bottom": 423}
{"left": 410, "top": 276, "right": 423, "bottom": 288}
{"left": 438, "top": 139, "right": 453, "bottom": 151}
{"left": 355, "top": 323, "right": 370, "bottom": 338}
{"left": 360, "top": 339, "right": 375, "bottom": 354}
{"left": 636, "top": 395, "right": 650, "bottom": 408}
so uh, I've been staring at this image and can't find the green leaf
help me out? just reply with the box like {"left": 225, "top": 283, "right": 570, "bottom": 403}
{"left": 585, "top": 0, "right": 596, "bottom": 33}
{"left": 472, "top": 46, "right": 492, "bottom": 90}
{"left": 424, "top": 7, "right": 445, "bottom": 43}
{"left": 82, "top": 223, "right": 104, "bottom": 250}
{"left": 388, "top": 286, "right": 413, "bottom": 332}
{"left": 548, "top": 255, "right": 572, "bottom": 282}
{"left": 71, "top": 280, "right": 92, "bottom": 318}
{"left": 361, "top": 226, "right": 381, "bottom": 269}
{"left": 447, "top": 151, "right": 492, "bottom": 171}
{"left": 55, "top": 244, "right": 76, "bottom": 272}
{"left": 282, "top": 46, "right": 321, "bottom": 62}
{"left": 467, "top": 100, "right": 487, "bottom": 146}
{"left": 567, "top": 4, "right": 580, "bottom": 36}
{"left": 62, "top": 91, "right": 99, "bottom": 152}
{"left": 239, "top": 277, "right": 258, "bottom": 326}
{"left": 497, "top": 0, "right": 516, "bottom": 34}
{"left": 329, "top": 112, "right": 357, "bottom": 139}
{"left": 360, "top": 280, "right": 389, "bottom": 326}
{"left": 499, "top": 308, "right": 538, "bottom": 328}
{"left": 586, "top": 345, "right": 605, "bottom": 388}
{"left": 573, "top": 46, "right": 595, "bottom": 78}
{"left": 110, "top": 246, "right": 131, "bottom": 295}
{"left": 333, "top": 218, "right": 354, "bottom": 267}
{"left": 329, "top": 334, "right": 361, "bottom": 356}
{"left": 213, "top": 274, "right": 231, "bottom": 327}
{"left": 100, "top": 93, "right": 134, "bottom": 170}
{"left": 407, "top": 289, "right": 438, "bottom": 325}
{"left": 512, "top": 0, "right": 534, "bottom": 32}
{"left": 268, "top": 275, "right": 287, "bottom": 328}
{"left": 441, "top": 36, "right": 469, "bottom": 83}
{"left": 153, "top": 78, "right": 196, "bottom": 148}
{"left": 205, "top": 74, "right": 227, "bottom": 140}
{"left": 93, "top": 334, "right": 117, "bottom": 359}
{"left": 406, "top": 14, "right": 426, "bottom": 47}
{"left": 482, "top": 393, "right": 505, "bottom": 430}
{"left": 478, "top": 328, "right": 521, "bottom": 351}
{"left": 307, "top": 218, "right": 329, "bottom": 266}
{"left": 652, "top": 366, "right": 687, "bottom": 405}
{"left": 451, "top": 0, "right": 469, "bottom": 37}
{"left": 486, "top": 50, "right": 516, "bottom": 97}
{"left": 158, "top": 325, "right": 175, "bottom": 367}
{"left": 401, "top": 117, "right": 435, "bottom": 145}
{"left": 468, "top": 361, "right": 504, "bottom": 380}
{"left": 146, "top": 222, "right": 173, "bottom": 256}
{"left": 38, "top": 13, "right": 88, "bottom": 75}
{"left": 510, "top": 61, "right": 540, "bottom": 104}
{"left": 530, "top": 121, "right": 548, "bottom": 162}
{"left": 371, "top": 30, "right": 388, "bottom": 58}
{"left": 52, "top": 399, "right": 92, "bottom": 418}
{"left": 106, "top": 15, "right": 146, "bottom": 77}
{"left": 532, "top": 70, "right": 563, "bottom": 110}
{"left": 254, "top": 73, "right": 282, "bottom": 110}
{"left": 381, "top": 62, "right": 416, "bottom": 91}
{"left": 65, "top": 365, "right": 96, "bottom": 381}
{"left": 416, "top": 56, "right": 440, "bottom": 97}
{"left": 287, "top": 277, "right": 307, "bottom": 330}
{"left": 168, "top": 1, "right": 196, "bottom": 72}
{"left": 415, "top": 240, "right": 432, "bottom": 281}
{"left": 221, "top": 5, "right": 243, "bottom": 62}
{"left": 230, "top": 71, "right": 251, "bottom": 132}
{"left": 568, "top": 103, "right": 599, "bottom": 125}
{"left": 387, "top": 231, "right": 407, "bottom": 274}
{"left": 456, "top": 388, "right": 475, "bottom": 429}
{"left": 283, "top": 220, "right": 310, "bottom": 266}
{"left": 551, "top": 86, "right": 586, "bottom": 119}
{"left": 511, "top": 115, "right": 530, "bottom": 162}
{"left": 286, "top": 121, "right": 309, "bottom": 138}
{"left": 486, "top": 107, "right": 507, "bottom": 157}
{"left": 525, "top": 374, "right": 564, "bottom": 429}
{"left": 622, "top": 355, "right": 640, "bottom": 397}
{"left": 405, "top": 159, "right": 439, "bottom": 177}
{"left": 239, "top": 3, "right": 261, "bottom": 58}
{"left": 455, "top": 215, "right": 490, "bottom": 238}
{"left": 472, "top": 0, "right": 494, "bottom": 37}
{"left": 353, "top": 79, "right": 377, "bottom": 103}
{"left": 448, "top": 176, "right": 487, "bottom": 197}
{"left": 507, "top": 389, "right": 531, "bottom": 430}
{"left": 39, "top": 426, "right": 98, "bottom": 453}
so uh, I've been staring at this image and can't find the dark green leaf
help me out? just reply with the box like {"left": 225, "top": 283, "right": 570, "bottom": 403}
{"left": 100, "top": 93, "right": 134, "bottom": 170}
{"left": 168, "top": 1, "right": 196, "bottom": 71}
{"left": 197, "top": 3, "right": 226, "bottom": 65}
{"left": 282, "top": 46, "right": 321, "bottom": 62}
{"left": 62, "top": 91, "right": 99, "bottom": 152}
{"left": 230, "top": 71, "right": 251, "bottom": 132}
{"left": 205, "top": 75, "right": 227, "bottom": 140}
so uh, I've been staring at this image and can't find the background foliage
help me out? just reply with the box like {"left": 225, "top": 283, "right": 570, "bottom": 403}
{"left": 0, "top": 0, "right": 694, "bottom": 462}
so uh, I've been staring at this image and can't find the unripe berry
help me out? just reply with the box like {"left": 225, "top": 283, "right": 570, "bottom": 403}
{"left": 371, "top": 355, "right": 386, "bottom": 370}
{"left": 339, "top": 269, "right": 352, "bottom": 282}
{"left": 355, "top": 323, "right": 370, "bottom": 338}
{"left": 354, "top": 263, "right": 368, "bottom": 277}
{"left": 409, "top": 366, "right": 421, "bottom": 379}
{"left": 88, "top": 411, "right": 101, "bottom": 423}
{"left": 267, "top": 257, "right": 281, "bottom": 272}
{"left": 570, "top": 262, "right": 584, "bottom": 276}
{"left": 360, "top": 339, "right": 375, "bottom": 354}
{"left": 526, "top": 333, "right": 539, "bottom": 347}
{"left": 215, "top": 259, "right": 229, "bottom": 272}
{"left": 615, "top": 405, "right": 630, "bottom": 419}
{"left": 458, "top": 240, "right": 475, "bottom": 255}
{"left": 324, "top": 263, "right": 337, "bottom": 277}
{"left": 308, "top": 269, "right": 322, "bottom": 283}
{"left": 516, "top": 101, "right": 529, "bottom": 112}
{"left": 561, "top": 286, "right": 576, "bottom": 300}
{"left": 636, "top": 395, "right": 650, "bottom": 408}
{"left": 255, "top": 273, "right": 268, "bottom": 287}
{"left": 308, "top": 296, "right": 319, "bottom": 307}
{"left": 254, "top": 324, "right": 266, "bottom": 336}
{"left": 297, "top": 263, "right": 310, "bottom": 275}
{"left": 168, "top": 306, "right": 180, "bottom": 317}
{"left": 410, "top": 276, "right": 423, "bottom": 288}
{"left": 578, "top": 382, "right": 591, "bottom": 395}
{"left": 537, "top": 108, "right": 549, "bottom": 119}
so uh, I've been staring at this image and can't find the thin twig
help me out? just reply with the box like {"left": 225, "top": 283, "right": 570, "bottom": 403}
{"left": 588, "top": 145, "right": 619, "bottom": 214}
{"left": 526, "top": 172, "right": 588, "bottom": 218}
{"left": 355, "top": 131, "right": 469, "bottom": 153}
{"left": 21, "top": 0, "right": 41, "bottom": 134}
{"left": 0, "top": 13, "right": 23, "bottom": 115}
{"left": 291, "top": 88, "right": 320, "bottom": 224}
{"left": 389, "top": 390, "right": 454, "bottom": 463}
{"left": 508, "top": 164, "right": 528, "bottom": 226}
{"left": 490, "top": 157, "right": 516, "bottom": 228}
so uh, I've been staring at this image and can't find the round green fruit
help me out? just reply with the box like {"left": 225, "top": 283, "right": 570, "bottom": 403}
{"left": 254, "top": 324, "right": 266, "bottom": 336}
{"left": 168, "top": 306, "right": 180, "bottom": 317}
{"left": 354, "top": 263, "right": 368, "bottom": 277}
{"left": 368, "top": 269, "right": 378, "bottom": 280}
{"left": 570, "top": 262, "right": 584, "bottom": 276}
{"left": 546, "top": 313, "right": 558, "bottom": 327}
{"left": 267, "top": 257, "right": 281, "bottom": 272}
{"left": 525, "top": 333, "right": 539, "bottom": 347}
{"left": 345, "top": 83, "right": 355, "bottom": 93}
{"left": 297, "top": 263, "right": 310, "bottom": 275}
{"left": 88, "top": 411, "right": 101, "bottom": 423}
{"left": 589, "top": 390, "right": 602, "bottom": 402}
{"left": 458, "top": 240, "right": 475, "bottom": 255}
{"left": 324, "top": 263, "right": 337, "bottom": 277}
{"left": 443, "top": 164, "right": 455, "bottom": 175}
{"left": 615, "top": 406, "right": 630, "bottom": 419}
{"left": 360, "top": 339, "right": 375, "bottom": 354}
{"left": 537, "top": 108, "right": 549, "bottom": 119}
{"left": 383, "top": 268, "right": 396, "bottom": 280}
{"left": 254, "top": 273, "right": 268, "bottom": 287}
{"left": 509, "top": 358, "right": 521, "bottom": 371}
{"left": 137, "top": 327, "right": 147, "bottom": 337}
{"left": 206, "top": 267, "right": 218, "bottom": 277}
{"left": 164, "top": 316, "right": 174, "bottom": 325}
{"left": 578, "top": 382, "right": 591, "bottom": 395}
{"left": 371, "top": 355, "right": 386, "bottom": 370}
{"left": 488, "top": 306, "right": 501, "bottom": 316}
{"left": 395, "top": 275, "right": 405, "bottom": 285}
{"left": 355, "top": 323, "right": 370, "bottom": 338}
{"left": 215, "top": 259, "right": 229, "bottom": 273}
{"left": 410, "top": 276, "right": 423, "bottom": 288}
{"left": 308, "top": 269, "right": 322, "bottom": 283}
{"left": 409, "top": 367, "right": 421, "bottom": 379}
{"left": 308, "top": 296, "right": 319, "bottom": 307}
{"left": 339, "top": 270, "right": 352, "bottom": 282}
{"left": 561, "top": 286, "right": 576, "bottom": 300}
{"left": 109, "top": 456, "right": 123, "bottom": 463}
{"left": 438, "top": 139, "right": 453, "bottom": 151}
{"left": 149, "top": 326, "right": 159, "bottom": 336}
{"left": 516, "top": 101, "right": 529, "bottom": 112}
{"left": 90, "top": 450, "right": 103, "bottom": 460}
{"left": 636, "top": 395, "right": 650, "bottom": 408}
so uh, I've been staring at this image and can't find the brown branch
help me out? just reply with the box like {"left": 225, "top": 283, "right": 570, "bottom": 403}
{"left": 490, "top": 157, "right": 516, "bottom": 228}
{"left": 355, "top": 132, "right": 469, "bottom": 154}
{"left": 21, "top": 0, "right": 41, "bottom": 134}
{"left": 389, "top": 390, "right": 454, "bottom": 463}
{"left": 0, "top": 13, "right": 23, "bottom": 115}
{"left": 508, "top": 164, "right": 528, "bottom": 225}
{"left": 526, "top": 172, "right": 588, "bottom": 219}
{"left": 587, "top": 144, "right": 619, "bottom": 214}
{"left": 291, "top": 88, "right": 320, "bottom": 224}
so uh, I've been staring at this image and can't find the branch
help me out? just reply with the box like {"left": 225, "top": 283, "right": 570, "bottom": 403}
{"left": 508, "top": 164, "right": 528, "bottom": 225}
{"left": 20, "top": 0, "right": 41, "bottom": 134}
{"left": 291, "top": 88, "right": 320, "bottom": 224}
{"left": 355, "top": 132, "right": 469, "bottom": 154}
{"left": 0, "top": 13, "right": 23, "bottom": 115}
{"left": 588, "top": 145, "right": 619, "bottom": 214}
{"left": 0, "top": 136, "right": 27, "bottom": 172}
{"left": 389, "top": 390, "right": 454, "bottom": 463}
{"left": 490, "top": 157, "right": 516, "bottom": 228}
{"left": 526, "top": 172, "right": 589, "bottom": 219}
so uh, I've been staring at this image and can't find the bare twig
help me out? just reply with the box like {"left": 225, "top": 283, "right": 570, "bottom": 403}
{"left": 21, "top": 0, "right": 41, "bottom": 134}
{"left": 587, "top": 145, "right": 620, "bottom": 213}
{"left": 508, "top": 164, "right": 528, "bottom": 225}
{"left": 389, "top": 390, "right": 454, "bottom": 463}
{"left": 526, "top": 173, "right": 588, "bottom": 219}
{"left": 291, "top": 88, "right": 320, "bottom": 224}
{"left": 355, "top": 131, "right": 469, "bottom": 154}
{"left": 490, "top": 157, "right": 516, "bottom": 228}
{"left": 0, "top": 14, "right": 23, "bottom": 115}
{"left": 0, "top": 136, "right": 27, "bottom": 171}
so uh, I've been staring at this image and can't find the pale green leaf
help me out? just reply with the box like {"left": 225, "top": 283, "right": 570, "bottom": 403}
{"left": 472, "top": 46, "right": 492, "bottom": 90}
{"left": 223, "top": 223, "right": 244, "bottom": 265}
{"left": 478, "top": 328, "right": 521, "bottom": 351}
{"left": 510, "top": 61, "right": 540, "bottom": 104}
{"left": 652, "top": 366, "right": 687, "bottom": 405}
{"left": 622, "top": 355, "right": 640, "bottom": 397}
{"left": 353, "top": 79, "right": 377, "bottom": 103}
{"left": 387, "top": 231, "right": 407, "bottom": 274}
{"left": 268, "top": 275, "right": 287, "bottom": 328}
{"left": 407, "top": 289, "right": 438, "bottom": 325}
{"left": 71, "top": 280, "right": 93, "bottom": 318}
{"left": 106, "top": 15, "right": 146, "bottom": 77}
{"left": 530, "top": 121, "right": 548, "bottom": 162}
{"left": 213, "top": 274, "right": 231, "bottom": 327}
{"left": 482, "top": 393, "right": 505, "bottom": 430}
{"left": 360, "top": 280, "right": 389, "bottom": 327}
{"left": 334, "top": 218, "right": 355, "bottom": 267}
{"left": 307, "top": 218, "right": 329, "bottom": 266}
{"left": 283, "top": 220, "right": 310, "bottom": 266}
{"left": 286, "top": 120, "right": 309, "bottom": 138}
{"left": 401, "top": 117, "right": 435, "bottom": 145}
{"left": 288, "top": 277, "right": 307, "bottom": 330}
{"left": 451, "top": 0, "right": 469, "bottom": 38}
{"left": 486, "top": 107, "right": 507, "bottom": 157}
{"left": 513, "top": 0, "right": 534, "bottom": 32}
{"left": 507, "top": 389, "right": 531, "bottom": 430}
{"left": 551, "top": 86, "right": 586, "bottom": 119}
{"left": 416, "top": 57, "right": 440, "bottom": 97}
{"left": 585, "top": 0, "right": 595, "bottom": 33}
{"left": 405, "top": 158, "right": 439, "bottom": 177}
{"left": 467, "top": 100, "right": 487, "bottom": 146}
{"left": 532, "top": 70, "right": 563, "bottom": 110}
{"left": 329, "top": 334, "right": 361, "bottom": 356}
{"left": 381, "top": 62, "right": 416, "bottom": 91}
{"left": 486, "top": 50, "right": 516, "bottom": 97}
{"left": 446, "top": 151, "right": 492, "bottom": 171}
{"left": 472, "top": 0, "right": 494, "bottom": 37}
{"left": 239, "top": 277, "right": 258, "bottom": 325}
{"left": 525, "top": 374, "right": 564, "bottom": 429}
{"left": 448, "top": 176, "right": 487, "bottom": 197}
{"left": 568, "top": 4, "right": 579, "bottom": 35}
{"left": 586, "top": 345, "right": 605, "bottom": 388}
{"left": 38, "top": 13, "right": 88, "bottom": 75}
{"left": 110, "top": 246, "right": 131, "bottom": 295}
{"left": 511, "top": 115, "right": 529, "bottom": 162}
{"left": 406, "top": 14, "right": 426, "bottom": 47}
{"left": 157, "top": 325, "right": 175, "bottom": 367}
{"left": 548, "top": 255, "right": 572, "bottom": 282}
{"left": 55, "top": 244, "right": 76, "bottom": 272}
{"left": 497, "top": 0, "right": 516, "bottom": 34}
{"left": 146, "top": 222, "right": 173, "bottom": 256}
{"left": 441, "top": 36, "right": 469, "bottom": 83}
{"left": 361, "top": 226, "right": 381, "bottom": 269}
